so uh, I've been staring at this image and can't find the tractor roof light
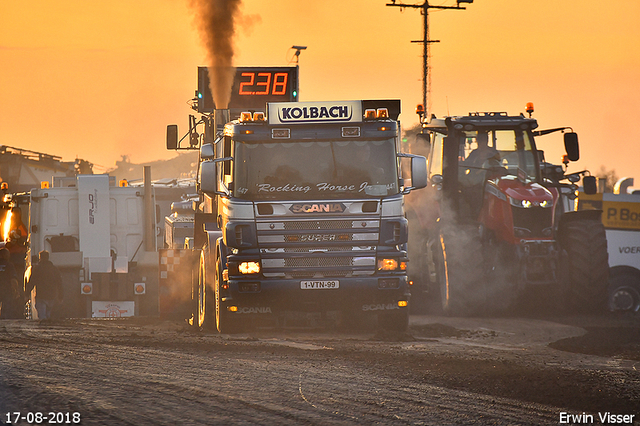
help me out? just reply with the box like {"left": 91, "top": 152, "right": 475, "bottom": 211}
{"left": 416, "top": 104, "right": 425, "bottom": 116}
{"left": 526, "top": 102, "right": 534, "bottom": 114}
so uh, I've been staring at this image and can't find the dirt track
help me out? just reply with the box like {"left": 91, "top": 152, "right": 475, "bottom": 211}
{"left": 0, "top": 313, "right": 638, "bottom": 425}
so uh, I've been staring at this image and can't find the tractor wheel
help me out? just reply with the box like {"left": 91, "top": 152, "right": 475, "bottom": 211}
{"left": 436, "top": 224, "right": 485, "bottom": 316}
{"left": 482, "top": 239, "right": 519, "bottom": 315}
{"left": 608, "top": 269, "right": 640, "bottom": 313}
{"left": 559, "top": 219, "right": 609, "bottom": 313}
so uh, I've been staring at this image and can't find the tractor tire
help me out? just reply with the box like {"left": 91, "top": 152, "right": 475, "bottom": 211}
{"left": 482, "top": 239, "right": 519, "bottom": 315}
{"left": 558, "top": 219, "right": 609, "bottom": 313}
{"left": 608, "top": 269, "right": 640, "bottom": 314}
{"left": 436, "top": 224, "right": 485, "bottom": 316}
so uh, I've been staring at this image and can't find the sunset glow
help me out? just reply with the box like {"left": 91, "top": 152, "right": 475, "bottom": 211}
{"left": 1, "top": 0, "right": 638, "bottom": 179}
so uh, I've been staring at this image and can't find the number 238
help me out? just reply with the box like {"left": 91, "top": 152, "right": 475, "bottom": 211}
{"left": 238, "top": 72, "right": 288, "bottom": 96}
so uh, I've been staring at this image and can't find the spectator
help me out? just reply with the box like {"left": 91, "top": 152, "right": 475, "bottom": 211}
{"left": 25, "top": 250, "right": 63, "bottom": 320}
{"left": 0, "top": 247, "right": 18, "bottom": 319}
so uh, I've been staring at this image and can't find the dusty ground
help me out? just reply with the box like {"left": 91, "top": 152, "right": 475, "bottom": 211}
{"left": 0, "top": 313, "right": 638, "bottom": 425}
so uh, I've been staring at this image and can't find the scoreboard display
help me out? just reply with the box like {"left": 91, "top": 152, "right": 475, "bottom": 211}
{"left": 197, "top": 66, "right": 298, "bottom": 113}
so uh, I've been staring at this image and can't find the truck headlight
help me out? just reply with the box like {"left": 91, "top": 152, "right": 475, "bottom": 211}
{"left": 377, "top": 259, "right": 407, "bottom": 271}
{"left": 238, "top": 261, "right": 261, "bottom": 274}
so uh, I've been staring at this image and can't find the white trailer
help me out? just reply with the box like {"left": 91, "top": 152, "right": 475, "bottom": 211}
{"left": 27, "top": 172, "right": 159, "bottom": 318}
{"left": 577, "top": 191, "right": 640, "bottom": 313}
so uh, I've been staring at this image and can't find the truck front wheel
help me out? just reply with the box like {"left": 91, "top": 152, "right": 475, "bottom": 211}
{"left": 215, "top": 254, "right": 245, "bottom": 334}
{"left": 196, "top": 250, "right": 214, "bottom": 330}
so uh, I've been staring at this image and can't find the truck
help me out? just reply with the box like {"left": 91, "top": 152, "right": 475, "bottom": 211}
{"left": 417, "top": 107, "right": 609, "bottom": 315}
{"left": 26, "top": 171, "right": 160, "bottom": 318}
{"left": 577, "top": 185, "right": 640, "bottom": 313}
{"left": 167, "top": 82, "right": 428, "bottom": 332}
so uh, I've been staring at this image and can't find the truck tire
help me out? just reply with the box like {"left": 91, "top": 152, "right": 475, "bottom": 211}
{"left": 608, "top": 269, "right": 640, "bottom": 313}
{"left": 196, "top": 250, "right": 214, "bottom": 330}
{"left": 559, "top": 219, "right": 609, "bottom": 313}
{"left": 436, "top": 224, "right": 484, "bottom": 316}
{"left": 215, "top": 254, "right": 245, "bottom": 334}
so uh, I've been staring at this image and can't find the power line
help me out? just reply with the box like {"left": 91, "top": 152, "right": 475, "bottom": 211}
{"left": 386, "top": 1, "right": 472, "bottom": 119}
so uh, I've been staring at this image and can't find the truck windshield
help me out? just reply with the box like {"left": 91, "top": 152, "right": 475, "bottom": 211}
{"left": 233, "top": 139, "right": 399, "bottom": 200}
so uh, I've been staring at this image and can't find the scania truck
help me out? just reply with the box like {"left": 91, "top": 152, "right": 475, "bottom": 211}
{"left": 168, "top": 92, "right": 427, "bottom": 332}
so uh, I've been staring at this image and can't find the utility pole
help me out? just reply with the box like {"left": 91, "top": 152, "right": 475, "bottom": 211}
{"left": 386, "top": 1, "right": 472, "bottom": 118}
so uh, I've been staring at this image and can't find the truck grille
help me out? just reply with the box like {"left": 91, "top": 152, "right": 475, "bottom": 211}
{"left": 284, "top": 220, "right": 354, "bottom": 230}
{"left": 257, "top": 216, "right": 380, "bottom": 278}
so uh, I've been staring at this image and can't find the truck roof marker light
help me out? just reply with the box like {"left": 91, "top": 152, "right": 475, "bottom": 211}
{"left": 253, "top": 112, "right": 265, "bottom": 121}
{"left": 376, "top": 108, "right": 389, "bottom": 119}
{"left": 41, "top": 181, "right": 50, "bottom": 189}
{"left": 119, "top": 179, "right": 128, "bottom": 187}
{"left": 364, "top": 109, "right": 377, "bottom": 120}
{"left": 272, "top": 128, "right": 290, "bottom": 139}
{"left": 242, "top": 129, "right": 254, "bottom": 135}
{"left": 342, "top": 127, "right": 360, "bottom": 138}
{"left": 240, "top": 111, "right": 252, "bottom": 122}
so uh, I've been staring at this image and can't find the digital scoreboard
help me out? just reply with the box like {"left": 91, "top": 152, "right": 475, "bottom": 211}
{"left": 197, "top": 66, "right": 298, "bottom": 113}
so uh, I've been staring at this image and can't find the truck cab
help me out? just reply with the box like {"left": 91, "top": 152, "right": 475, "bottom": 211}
{"left": 170, "top": 100, "right": 428, "bottom": 332}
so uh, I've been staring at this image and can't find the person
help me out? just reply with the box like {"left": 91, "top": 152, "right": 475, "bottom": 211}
{"left": 25, "top": 250, "right": 63, "bottom": 320}
{"left": 464, "top": 131, "right": 500, "bottom": 168}
{"left": 0, "top": 247, "right": 18, "bottom": 319}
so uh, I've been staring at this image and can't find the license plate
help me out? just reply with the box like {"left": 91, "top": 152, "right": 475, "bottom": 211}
{"left": 300, "top": 280, "right": 340, "bottom": 290}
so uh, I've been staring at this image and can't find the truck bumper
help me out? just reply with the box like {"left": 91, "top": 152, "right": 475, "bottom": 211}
{"left": 222, "top": 275, "right": 410, "bottom": 316}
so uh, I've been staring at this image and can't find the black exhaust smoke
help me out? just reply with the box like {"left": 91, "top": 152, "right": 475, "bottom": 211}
{"left": 189, "top": 0, "right": 260, "bottom": 109}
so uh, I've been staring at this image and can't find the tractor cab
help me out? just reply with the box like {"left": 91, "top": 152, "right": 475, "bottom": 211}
{"left": 424, "top": 112, "right": 546, "bottom": 224}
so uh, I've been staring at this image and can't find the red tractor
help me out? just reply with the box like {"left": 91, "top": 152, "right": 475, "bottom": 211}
{"left": 418, "top": 108, "right": 609, "bottom": 315}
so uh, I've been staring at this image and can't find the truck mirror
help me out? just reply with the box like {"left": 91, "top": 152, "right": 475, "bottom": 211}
{"left": 200, "top": 143, "right": 214, "bottom": 160}
{"left": 564, "top": 132, "right": 579, "bottom": 161}
{"left": 166, "top": 125, "right": 178, "bottom": 150}
{"left": 583, "top": 176, "right": 597, "bottom": 195}
{"left": 410, "top": 156, "right": 428, "bottom": 189}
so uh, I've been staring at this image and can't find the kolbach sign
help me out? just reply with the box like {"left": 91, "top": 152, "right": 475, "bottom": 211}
{"left": 268, "top": 101, "right": 362, "bottom": 125}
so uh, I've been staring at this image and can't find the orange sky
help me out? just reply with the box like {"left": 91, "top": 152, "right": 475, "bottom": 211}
{"left": 1, "top": 0, "right": 639, "bottom": 181}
